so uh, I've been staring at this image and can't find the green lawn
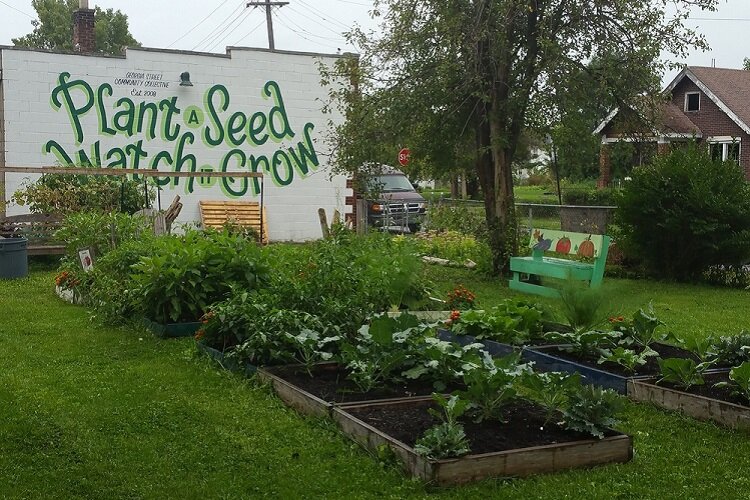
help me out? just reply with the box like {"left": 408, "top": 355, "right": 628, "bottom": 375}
{"left": 4, "top": 270, "right": 750, "bottom": 498}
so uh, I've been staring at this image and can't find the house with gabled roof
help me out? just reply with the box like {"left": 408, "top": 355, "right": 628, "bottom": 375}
{"left": 595, "top": 66, "right": 750, "bottom": 187}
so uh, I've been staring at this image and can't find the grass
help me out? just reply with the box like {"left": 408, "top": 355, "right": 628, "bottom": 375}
{"left": 5, "top": 269, "right": 750, "bottom": 498}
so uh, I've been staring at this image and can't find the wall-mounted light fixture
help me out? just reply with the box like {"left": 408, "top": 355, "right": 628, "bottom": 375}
{"left": 179, "top": 72, "right": 193, "bottom": 86}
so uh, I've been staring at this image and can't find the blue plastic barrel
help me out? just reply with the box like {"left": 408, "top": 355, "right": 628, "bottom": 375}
{"left": 0, "top": 237, "right": 28, "bottom": 279}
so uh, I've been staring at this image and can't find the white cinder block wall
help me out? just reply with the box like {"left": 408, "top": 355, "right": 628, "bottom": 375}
{"left": 0, "top": 46, "right": 349, "bottom": 241}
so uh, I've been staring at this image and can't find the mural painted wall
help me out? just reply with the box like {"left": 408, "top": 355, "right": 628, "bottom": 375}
{"left": 1, "top": 46, "right": 349, "bottom": 241}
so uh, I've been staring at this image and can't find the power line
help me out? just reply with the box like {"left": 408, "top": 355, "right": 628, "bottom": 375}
{"left": 206, "top": 8, "right": 253, "bottom": 52}
{"left": 296, "top": 0, "right": 352, "bottom": 30}
{"left": 192, "top": 0, "right": 247, "bottom": 51}
{"left": 276, "top": 10, "right": 347, "bottom": 43}
{"left": 167, "top": 0, "right": 234, "bottom": 48}
{"left": 287, "top": 4, "right": 347, "bottom": 37}
{"left": 0, "top": 0, "right": 34, "bottom": 19}
{"left": 275, "top": 16, "right": 343, "bottom": 50}
{"left": 232, "top": 19, "right": 267, "bottom": 45}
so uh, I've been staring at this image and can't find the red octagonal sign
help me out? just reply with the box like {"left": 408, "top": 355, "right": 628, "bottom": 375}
{"left": 398, "top": 148, "right": 411, "bottom": 167}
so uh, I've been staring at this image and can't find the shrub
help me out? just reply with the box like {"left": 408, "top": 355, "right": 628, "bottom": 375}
{"left": 425, "top": 203, "right": 488, "bottom": 241}
{"left": 615, "top": 145, "right": 750, "bottom": 280}
{"left": 12, "top": 173, "right": 153, "bottom": 215}
{"left": 56, "top": 211, "right": 151, "bottom": 259}
{"left": 562, "top": 188, "right": 617, "bottom": 207}
{"left": 130, "top": 230, "right": 269, "bottom": 323}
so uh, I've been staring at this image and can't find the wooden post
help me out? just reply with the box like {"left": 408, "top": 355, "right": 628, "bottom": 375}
{"left": 355, "top": 199, "right": 367, "bottom": 235}
{"left": 318, "top": 208, "right": 330, "bottom": 238}
{"left": 332, "top": 209, "right": 341, "bottom": 226}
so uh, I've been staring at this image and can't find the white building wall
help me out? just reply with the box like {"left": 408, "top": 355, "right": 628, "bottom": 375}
{"left": 1, "top": 46, "right": 348, "bottom": 241}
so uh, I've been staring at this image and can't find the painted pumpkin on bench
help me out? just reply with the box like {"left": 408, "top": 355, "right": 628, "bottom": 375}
{"left": 555, "top": 236, "right": 571, "bottom": 254}
{"left": 577, "top": 235, "right": 595, "bottom": 258}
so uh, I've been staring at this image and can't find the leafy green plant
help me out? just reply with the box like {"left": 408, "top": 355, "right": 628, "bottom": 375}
{"left": 557, "top": 281, "right": 607, "bottom": 331}
{"left": 459, "top": 351, "right": 532, "bottom": 422}
{"left": 402, "top": 337, "right": 485, "bottom": 391}
{"left": 56, "top": 211, "right": 151, "bottom": 260}
{"left": 285, "top": 328, "right": 341, "bottom": 377}
{"left": 414, "top": 394, "right": 471, "bottom": 460}
{"left": 599, "top": 346, "right": 657, "bottom": 373}
{"left": 626, "top": 305, "right": 666, "bottom": 347}
{"left": 615, "top": 144, "right": 750, "bottom": 280}
{"left": 657, "top": 358, "right": 711, "bottom": 390}
{"left": 340, "top": 314, "right": 428, "bottom": 393}
{"left": 130, "top": 230, "right": 269, "bottom": 323}
{"left": 715, "top": 362, "right": 750, "bottom": 403}
{"left": 450, "top": 300, "right": 544, "bottom": 344}
{"left": 12, "top": 173, "right": 153, "bottom": 215}
{"left": 679, "top": 335, "right": 717, "bottom": 362}
{"left": 710, "top": 331, "right": 750, "bottom": 366}
{"left": 544, "top": 329, "right": 621, "bottom": 357}
{"left": 522, "top": 371, "right": 582, "bottom": 424}
{"left": 562, "top": 385, "right": 624, "bottom": 439}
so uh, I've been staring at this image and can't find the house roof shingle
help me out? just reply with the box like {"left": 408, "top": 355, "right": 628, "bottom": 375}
{"left": 660, "top": 102, "right": 701, "bottom": 135}
{"left": 686, "top": 66, "right": 750, "bottom": 132}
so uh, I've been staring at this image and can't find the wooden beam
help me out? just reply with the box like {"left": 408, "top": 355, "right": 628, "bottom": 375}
{"left": 0, "top": 166, "right": 263, "bottom": 179}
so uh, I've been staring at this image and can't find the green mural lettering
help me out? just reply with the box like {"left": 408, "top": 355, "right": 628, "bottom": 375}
{"left": 51, "top": 72, "right": 94, "bottom": 145}
{"left": 263, "top": 81, "right": 295, "bottom": 141}
{"left": 271, "top": 150, "right": 294, "bottom": 186}
{"left": 46, "top": 73, "right": 321, "bottom": 198}
{"left": 204, "top": 85, "right": 228, "bottom": 146}
{"left": 114, "top": 98, "right": 136, "bottom": 136}
{"left": 137, "top": 101, "right": 159, "bottom": 139}
{"left": 226, "top": 111, "right": 247, "bottom": 146}
{"left": 288, "top": 123, "right": 319, "bottom": 176}
{"left": 43, "top": 140, "right": 74, "bottom": 165}
{"left": 97, "top": 84, "right": 116, "bottom": 136}
{"left": 220, "top": 150, "right": 248, "bottom": 197}
{"left": 247, "top": 111, "right": 269, "bottom": 146}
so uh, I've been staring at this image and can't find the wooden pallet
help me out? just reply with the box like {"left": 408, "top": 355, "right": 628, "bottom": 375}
{"left": 199, "top": 201, "right": 268, "bottom": 243}
{"left": 0, "top": 213, "right": 65, "bottom": 255}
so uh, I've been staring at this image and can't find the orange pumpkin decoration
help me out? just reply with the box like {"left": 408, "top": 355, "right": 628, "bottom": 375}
{"left": 577, "top": 235, "right": 595, "bottom": 258}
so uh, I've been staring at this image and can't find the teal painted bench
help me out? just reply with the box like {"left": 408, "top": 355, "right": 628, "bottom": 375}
{"left": 509, "top": 229, "right": 610, "bottom": 298}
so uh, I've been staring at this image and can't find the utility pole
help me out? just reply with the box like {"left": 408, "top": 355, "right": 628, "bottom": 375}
{"left": 247, "top": 0, "right": 289, "bottom": 50}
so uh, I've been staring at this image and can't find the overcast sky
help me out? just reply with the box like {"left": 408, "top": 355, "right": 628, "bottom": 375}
{"left": 0, "top": 0, "right": 749, "bottom": 83}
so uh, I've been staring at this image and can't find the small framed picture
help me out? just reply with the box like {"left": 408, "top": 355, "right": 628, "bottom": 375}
{"left": 78, "top": 248, "right": 94, "bottom": 273}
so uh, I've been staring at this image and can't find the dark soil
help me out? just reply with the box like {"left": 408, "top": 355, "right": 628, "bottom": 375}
{"left": 658, "top": 372, "right": 750, "bottom": 407}
{"left": 545, "top": 342, "right": 708, "bottom": 377}
{"left": 346, "top": 399, "right": 616, "bottom": 455}
{"left": 267, "top": 364, "right": 462, "bottom": 404}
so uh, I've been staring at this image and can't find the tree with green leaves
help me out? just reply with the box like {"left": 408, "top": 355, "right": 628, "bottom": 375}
{"left": 13, "top": 0, "right": 139, "bottom": 55}
{"left": 322, "top": 0, "right": 716, "bottom": 273}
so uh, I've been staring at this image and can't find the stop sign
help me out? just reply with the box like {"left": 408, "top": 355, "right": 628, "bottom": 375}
{"left": 398, "top": 148, "right": 411, "bottom": 166}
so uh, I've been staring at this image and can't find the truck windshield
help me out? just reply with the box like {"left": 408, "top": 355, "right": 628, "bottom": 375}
{"left": 369, "top": 175, "right": 415, "bottom": 192}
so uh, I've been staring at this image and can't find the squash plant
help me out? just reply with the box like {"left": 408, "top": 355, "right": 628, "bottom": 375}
{"left": 715, "top": 361, "right": 750, "bottom": 402}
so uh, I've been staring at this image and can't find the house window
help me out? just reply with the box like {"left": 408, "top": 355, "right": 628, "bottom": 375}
{"left": 685, "top": 92, "right": 700, "bottom": 112}
{"left": 709, "top": 140, "right": 741, "bottom": 163}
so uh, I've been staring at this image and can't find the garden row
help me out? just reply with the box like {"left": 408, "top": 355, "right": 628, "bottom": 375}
{"left": 50, "top": 211, "right": 750, "bottom": 485}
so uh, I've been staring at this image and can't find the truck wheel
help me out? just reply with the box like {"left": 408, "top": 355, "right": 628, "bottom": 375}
{"left": 408, "top": 223, "right": 420, "bottom": 234}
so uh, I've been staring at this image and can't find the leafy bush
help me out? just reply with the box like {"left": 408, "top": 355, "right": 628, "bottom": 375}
{"left": 425, "top": 203, "right": 488, "bottom": 241}
{"left": 450, "top": 300, "right": 545, "bottom": 345}
{"left": 657, "top": 358, "right": 710, "bottom": 389}
{"left": 12, "top": 173, "right": 153, "bottom": 215}
{"left": 562, "top": 385, "right": 624, "bottom": 439}
{"left": 710, "top": 331, "right": 750, "bottom": 367}
{"left": 56, "top": 211, "right": 151, "bottom": 259}
{"left": 130, "top": 230, "right": 269, "bottom": 323}
{"left": 615, "top": 145, "right": 750, "bottom": 280}
{"left": 703, "top": 265, "right": 750, "bottom": 289}
{"left": 562, "top": 188, "right": 617, "bottom": 207}
{"left": 413, "top": 230, "right": 492, "bottom": 271}
{"left": 414, "top": 394, "right": 471, "bottom": 460}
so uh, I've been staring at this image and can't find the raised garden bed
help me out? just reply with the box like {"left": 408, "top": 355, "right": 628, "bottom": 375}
{"left": 257, "top": 363, "right": 456, "bottom": 418}
{"left": 195, "top": 342, "right": 257, "bottom": 376}
{"left": 522, "top": 343, "right": 725, "bottom": 394}
{"left": 333, "top": 398, "right": 632, "bottom": 485}
{"left": 142, "top": 318, "right": 202, "bottom": 338}
{"left": 628, "top": 372, "right": 750, "bottom": 430}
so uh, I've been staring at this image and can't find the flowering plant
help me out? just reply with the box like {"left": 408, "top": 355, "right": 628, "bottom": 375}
{"left": 54, "top": 270, "right": 80, "bottom": 290}
{"left": 446, "top": 285, "right": 476, "bottom": 310}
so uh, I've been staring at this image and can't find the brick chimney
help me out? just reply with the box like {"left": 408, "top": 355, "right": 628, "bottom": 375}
{"left": 72, "top": 0, "right": 95, "bottom": 53}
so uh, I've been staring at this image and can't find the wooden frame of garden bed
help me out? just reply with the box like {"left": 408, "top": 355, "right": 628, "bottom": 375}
{"left": 332, "top": 398, "right": 633, "bottom": 485}
{"left": 627, "top": 379, "right": 750, "bottom": 430}
{"left": 256, "top": 363, "right": 436, "bottom": 418}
